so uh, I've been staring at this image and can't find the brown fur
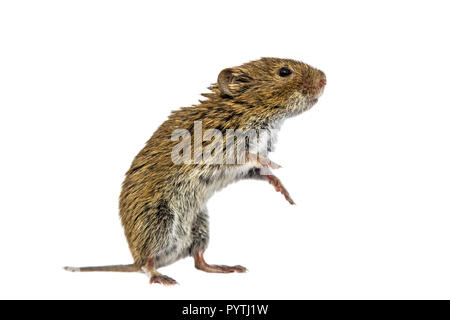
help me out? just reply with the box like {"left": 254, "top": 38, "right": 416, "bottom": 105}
{"left": 65, "top": 58, "right": 326, "bottom": 282}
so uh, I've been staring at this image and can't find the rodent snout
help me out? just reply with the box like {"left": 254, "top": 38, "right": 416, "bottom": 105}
{"left": 318, "top": 71, "right": 327, "bottom": 88}
{"left": 313, "top": 72, "right": 326, "bottom": 98}
{"left": 319, "top": 78, "right": 327, "bottom": 87}
{"left": 316, "top": 69, "right": 327, "bottom": 88}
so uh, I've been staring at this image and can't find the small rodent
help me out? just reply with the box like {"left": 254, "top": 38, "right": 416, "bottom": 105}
{"left": 65, "top": 57, "right": 326, "bottom": 285}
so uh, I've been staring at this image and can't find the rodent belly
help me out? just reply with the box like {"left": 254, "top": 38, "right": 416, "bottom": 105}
{"left": 199, "top": 164, "right": 255, "bottom": 199}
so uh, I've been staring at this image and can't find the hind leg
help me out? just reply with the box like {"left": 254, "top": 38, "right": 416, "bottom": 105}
{"left": 190, "top": 209, "right": 247, "bottom": 274}
{"left": 143, "top": 257, "right": 178, "bottom": 286}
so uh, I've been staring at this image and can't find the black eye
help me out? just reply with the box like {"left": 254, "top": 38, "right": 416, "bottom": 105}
{"left": 278, "top": 67, "right": 292, "bottom": 77}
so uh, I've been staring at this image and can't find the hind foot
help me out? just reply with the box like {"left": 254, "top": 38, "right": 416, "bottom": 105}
{"left": 196, "top": 264, "right": 247, "bottom": 273}
{"left": 194, "top": 251, "right": 247, "bottom": 274}
{"left": 149, "top": 274, "right": 178, "bottom": 286}
{"left": 144, "top": 256, "right": 178, "bottom": 286}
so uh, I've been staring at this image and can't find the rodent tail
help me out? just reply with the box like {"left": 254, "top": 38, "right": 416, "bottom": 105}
{"left": 63, "top": 264, "right": 141, "bottom": 273}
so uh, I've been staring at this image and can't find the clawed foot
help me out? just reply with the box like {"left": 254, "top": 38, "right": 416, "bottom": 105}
{"left": 149, "top": 274, "right": 178, "bottom": 286}
{"left": 266, "top": 174, "right": 296, "bottom": 205}
{"left": 196, "top": 263, "right": 247, "bottom": 274}
{"left": 247, "top": 154, "right": 295, "bottom": 205}
{"left": 248, "top": 153, "right": 282, "bottom": 170}
{"left": 259, "top": 157, "right": 282, "bottom": 170}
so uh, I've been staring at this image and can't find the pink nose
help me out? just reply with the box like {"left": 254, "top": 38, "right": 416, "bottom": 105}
{"left": 319, "top": 79, "right": 327, "bottom": 87}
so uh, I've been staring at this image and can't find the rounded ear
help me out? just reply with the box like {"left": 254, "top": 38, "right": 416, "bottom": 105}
{"left": 217, "top": 68, "right": 235, "bottom": 97}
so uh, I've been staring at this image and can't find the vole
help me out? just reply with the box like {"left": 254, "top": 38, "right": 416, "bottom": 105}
{"left": 65, "top": 57, "right": 326, "bottom": 285}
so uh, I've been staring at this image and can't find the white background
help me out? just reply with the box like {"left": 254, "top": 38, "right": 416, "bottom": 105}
{"left": 1, "top": 0, "right": 449, "bottom": 299}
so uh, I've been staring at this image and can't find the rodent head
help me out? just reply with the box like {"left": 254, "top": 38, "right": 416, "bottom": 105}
{"left": 214, "top": 57, "right": 326, "bottom": 121}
